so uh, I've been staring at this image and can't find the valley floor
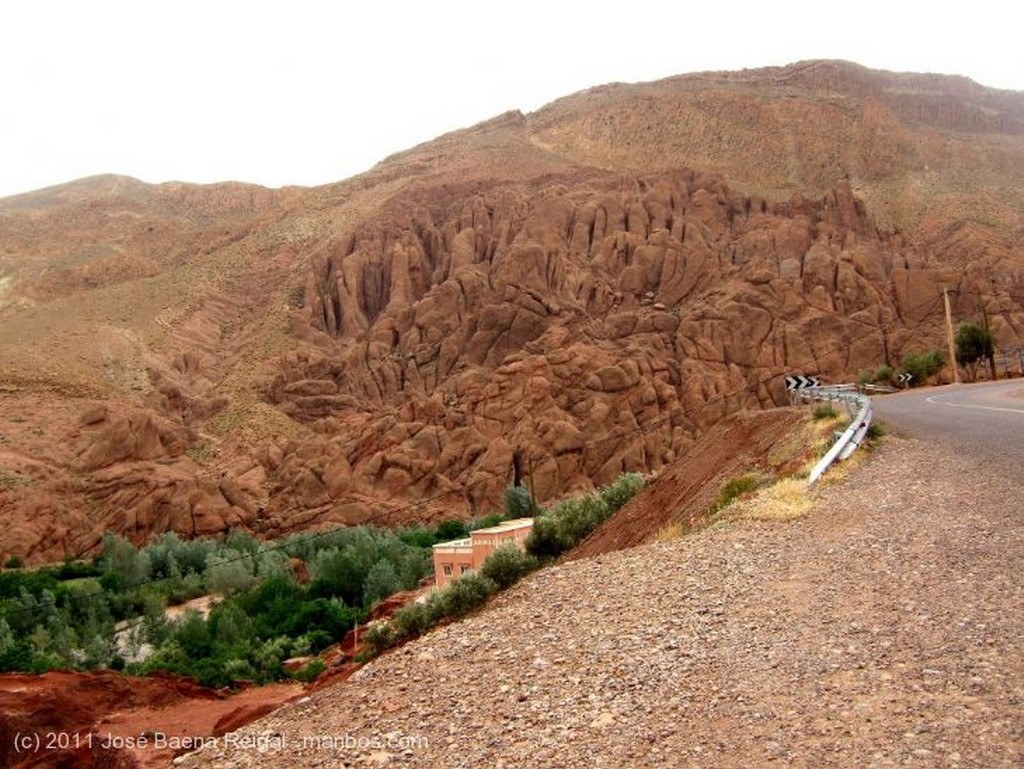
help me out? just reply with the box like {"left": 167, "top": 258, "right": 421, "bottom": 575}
{"left": 177, "top": 436, "right": 1023, "bottom": 768}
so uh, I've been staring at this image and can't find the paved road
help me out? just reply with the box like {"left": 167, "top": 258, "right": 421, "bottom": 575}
{"left": 873, "top": 379, "right": 1024, "bottom": 468}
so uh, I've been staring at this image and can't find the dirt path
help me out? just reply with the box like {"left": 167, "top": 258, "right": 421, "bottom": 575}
{"left": 174, "top": 436, "right": 1023, "bottom": 767}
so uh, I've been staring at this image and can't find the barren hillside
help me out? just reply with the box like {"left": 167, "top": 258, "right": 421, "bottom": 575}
{"left": 1, "top": 60, "right": 1023, "bottom": 563}
{"left": 174, "top": 436, "right": 1024, "bottom": 768}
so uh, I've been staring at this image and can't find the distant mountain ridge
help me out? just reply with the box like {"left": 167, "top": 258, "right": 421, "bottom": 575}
{"left": 1, "top": 60, "right": 1022, "bottom": 564}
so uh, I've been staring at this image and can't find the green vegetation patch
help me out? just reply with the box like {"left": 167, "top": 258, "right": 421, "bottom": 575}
{"left": 710, "top": 474, "right": 765, "bottom": 514}
{"left": 525, "top": 472, "right": 645, "bottom": 561}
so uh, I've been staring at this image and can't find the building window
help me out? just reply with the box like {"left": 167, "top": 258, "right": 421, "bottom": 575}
{"left": 442, "top": 564, "right": 452, "bottom": 576}
{"left": 459, "top": 564, "right": 471, "bottom": 575}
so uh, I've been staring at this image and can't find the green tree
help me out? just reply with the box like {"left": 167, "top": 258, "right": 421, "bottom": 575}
{"left": 141, "top": 597, "right": 171, "bottom": 646}
{"left": 363, "top": 559, "right": 401, "bottom": 607}
{"left": 434, "top": 520, "right": 470, "bottom": 542}
{"left": 525, "top": 515, "right": 566, "bottom": 560}
{"left": 172, "top": 609, "right": 212, "bottom": 659}
{"left": 955, "top": 323, "right": 995, "bottom": 382}
{"left": 98, "top": 534, "right": 151, "bottom": 592}
{"left": 503, "top": 485, "right": 537, "bottom": 518}
{"left": 206, "top": 553, "right": 255, "bottom": 596}
{"left": 598, "top": 472, "right": 645, "bottom": 511}
{"left": 0, "top": 618, "right": 13, "bottom": 654}
{"left": 437, "top": 573, "right": 496, "bottom": 617}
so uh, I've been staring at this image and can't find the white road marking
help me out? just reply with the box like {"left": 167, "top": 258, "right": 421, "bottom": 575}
{"left": 925, "top": 393, "right": 1024, "bottom": 415}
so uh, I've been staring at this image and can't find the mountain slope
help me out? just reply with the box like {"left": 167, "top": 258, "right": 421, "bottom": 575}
{"left": 1, "top": 60, "right": 1022, "bottom": 563}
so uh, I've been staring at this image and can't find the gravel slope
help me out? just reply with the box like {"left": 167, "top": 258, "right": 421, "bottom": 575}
{"left": 176, "top": 436, "right": 1023, "bottom": 768}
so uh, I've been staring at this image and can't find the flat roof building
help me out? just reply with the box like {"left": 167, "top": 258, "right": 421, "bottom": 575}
{"left": 432, "top": 518, "right": 534, "bottom": 588}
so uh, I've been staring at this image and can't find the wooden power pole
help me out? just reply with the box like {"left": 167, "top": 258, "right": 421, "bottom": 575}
{"left": 943, "top": 288, "right": 960, "bottom": 385}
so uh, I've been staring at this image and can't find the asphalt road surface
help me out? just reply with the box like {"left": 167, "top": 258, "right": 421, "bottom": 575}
{"left": 872, "top": 379, "right": 1024, "bottom": 469}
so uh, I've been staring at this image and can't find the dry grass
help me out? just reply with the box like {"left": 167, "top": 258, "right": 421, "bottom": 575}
{"left": 726, "top": 477, "right": 814, "bottom": 522}
{"left": 816, "top": 443, "right": 873, "bottom": 487}
{"left": 706, "top": 409, "right": 880, "bottom": 525}
{"left": 207, "top": 397, "right": 305, "bottom": 446}
{"left": 652, "top": 521, "right": 686, "bottom": 542}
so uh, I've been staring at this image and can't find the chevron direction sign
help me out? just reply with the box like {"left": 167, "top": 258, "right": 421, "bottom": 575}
{"left": 785, "top": 375, "right": 820, "bottom": 391}
{"left": 898, "top": 373, "right": 913, "bottom": 384}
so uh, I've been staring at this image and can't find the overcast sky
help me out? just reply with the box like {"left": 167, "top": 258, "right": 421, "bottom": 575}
{"left": 1, "top": 1, "right": 1021, "bottom": 199}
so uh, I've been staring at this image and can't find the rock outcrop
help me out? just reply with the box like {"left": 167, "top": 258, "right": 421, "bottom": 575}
{"left": 255, "top": 171, "right": 1022, "bottom": 538}
{"left": 1, "top": 61, "right": 1023, "bottom": 562}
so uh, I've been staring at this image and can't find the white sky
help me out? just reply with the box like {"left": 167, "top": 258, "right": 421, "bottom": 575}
{"left": 1, "top": 0, "right": 1021, "bottom": 199}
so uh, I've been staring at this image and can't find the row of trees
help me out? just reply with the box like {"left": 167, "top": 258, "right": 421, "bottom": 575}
{"left": 0, "top": 482, "right": 583, "bottom": 684}
{"left": 859, "top": 322, "right": 998, "bottom": 387}
{"left": 361, "top": 473, "right": 646, "bottom": 658}
{"left": 0, "top": 523, "right": 442, "bottom": 682}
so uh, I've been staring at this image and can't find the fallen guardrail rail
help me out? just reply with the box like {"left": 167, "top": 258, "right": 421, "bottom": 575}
{"left": 796, "top": 384, "right": 873, "bottom": 486}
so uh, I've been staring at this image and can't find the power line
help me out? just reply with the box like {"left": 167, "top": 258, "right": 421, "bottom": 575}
{"left": 1, "top": 345, "right": 843, "bottom": 623}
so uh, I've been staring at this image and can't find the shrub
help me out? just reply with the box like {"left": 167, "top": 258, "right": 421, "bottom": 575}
{"left": 598, "top": 472, "right": 645, "bottom": 511}
{"left": 437, "top": 573, "right": 496, "bottom": 618}
{"left": 526, "top": 476, "right": 644, "bottom": 561}
{"left": 308, "top": 547, "right": 367, "bottom": 606}
{"left": 55, "top": 560, "right": 100, "bottom": 580}
{"left": 3, "top": 556, "right": 22, "bottom": 570}
{"left": 470, "top": 513, "right": 504, "bottom": 531}
{"left": 711, "top": 475, "right": 762, "bottom": 514}
{"left": 98, "top": 534, "right": 151, "bottom": 592}
{"left": 873, "top": 365, "right": 895, "bottom": 385}
{"left": 397, "top": 525, "right": 436, "bottom": 549}
{"left": 206, "top": 554, "right": 255, "bottom": 596}
{"left": 812, "top": 404, "right": 838, "bottom": 420}
{"left": 281, "top": 598, "right": 357, "bottom": 646}
{"left": 391, "top": 601, "right": 436, "bottom": 641}
{"left": 866, "top": 421, "right": 886, "bottom": 443}
{"left": 900, "top": 349, "right": 945, "bottom": 385}
{"left": 222, "top": 657, "right": 258, "bottom": 682}
{"left": 224, "top": 530, "right": 260, "bottom": 554}
{"left": 360, "top": 622, "right": 396, "bottom": 657}
{"left": 479, "top": 544, "right": 539, "bottom": 590}
{"left": 525, "top": 515, "right": 566, "bottom": 560}
{"left": 552, "top": 495, "right": 610, "bottom": 546}
{"left": 292, "top": 658, "right": 326, "bottom": 683}
{"left": 955, "top": 323, "right": 994, "bottom": 381}
{"left": 434, "top": 520, "right": 470, "bottom": 542}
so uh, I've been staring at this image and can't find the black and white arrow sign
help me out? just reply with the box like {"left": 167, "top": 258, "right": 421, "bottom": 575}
{"left": 898, "top": 373, "right": 913, "bottom": 384}
{"left": 785, "top": 375, "right": 821, "bottom": 391}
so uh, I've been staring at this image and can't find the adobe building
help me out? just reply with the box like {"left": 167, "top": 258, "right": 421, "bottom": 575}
{"left": 432, "top": 518, "right": 534, "bottom": 588}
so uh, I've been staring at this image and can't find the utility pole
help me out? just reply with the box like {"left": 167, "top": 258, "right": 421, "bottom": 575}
{"left": 980, "top": 303, "right": 998, "bottom": 381}
{"left": 943, "top": 288, "right": 960, "bottom": 385}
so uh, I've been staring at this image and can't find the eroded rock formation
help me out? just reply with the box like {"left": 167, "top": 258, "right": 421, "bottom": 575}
{"left": 2, "top": 61, "right": 1023, "bottom": 563}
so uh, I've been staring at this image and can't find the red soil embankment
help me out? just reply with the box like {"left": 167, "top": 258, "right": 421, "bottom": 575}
{"left": 568, "top": 408, "right": 809, "bottom": 560}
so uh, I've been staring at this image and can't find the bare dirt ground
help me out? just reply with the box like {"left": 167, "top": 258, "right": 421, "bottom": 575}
{"left": 174, "top": 435, "right": 1022, "bottom": 768}
{"left": 0, "top": 669, "right": 302, "bottom": 769}
{"left": 567, "top": 408, "right": 810, "bottom": 561}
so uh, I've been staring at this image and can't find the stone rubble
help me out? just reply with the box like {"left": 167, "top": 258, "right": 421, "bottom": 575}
{"left": 176, "top": 436, "right": 1023, "bottom": 767}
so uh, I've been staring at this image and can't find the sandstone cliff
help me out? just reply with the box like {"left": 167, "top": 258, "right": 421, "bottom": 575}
{"left": 1, "top": 61, "right": 1022, "bottom": 563}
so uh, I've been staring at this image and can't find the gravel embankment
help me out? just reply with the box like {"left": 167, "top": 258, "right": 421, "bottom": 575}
{"left": 176, "top": 436, "right": 1023, "bottom": 767}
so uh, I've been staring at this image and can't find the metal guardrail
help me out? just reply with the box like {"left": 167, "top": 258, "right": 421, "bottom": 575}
{"left": 796, "top": 385, "right": 873, "bottom": 486}
{"left": 860, "top": 383, "right": 898, "bottom": 394}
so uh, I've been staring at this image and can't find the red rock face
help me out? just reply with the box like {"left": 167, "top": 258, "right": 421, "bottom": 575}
{"left": 255, "top": 171, "right": 1022, "bottom": 538}
{"left": 1, "top": 62, "right": 1023, "bottom": 563}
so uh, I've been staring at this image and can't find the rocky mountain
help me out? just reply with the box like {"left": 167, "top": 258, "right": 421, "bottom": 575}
{"left": 1, "top": 60, "right": 1022, "bottom": 564}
